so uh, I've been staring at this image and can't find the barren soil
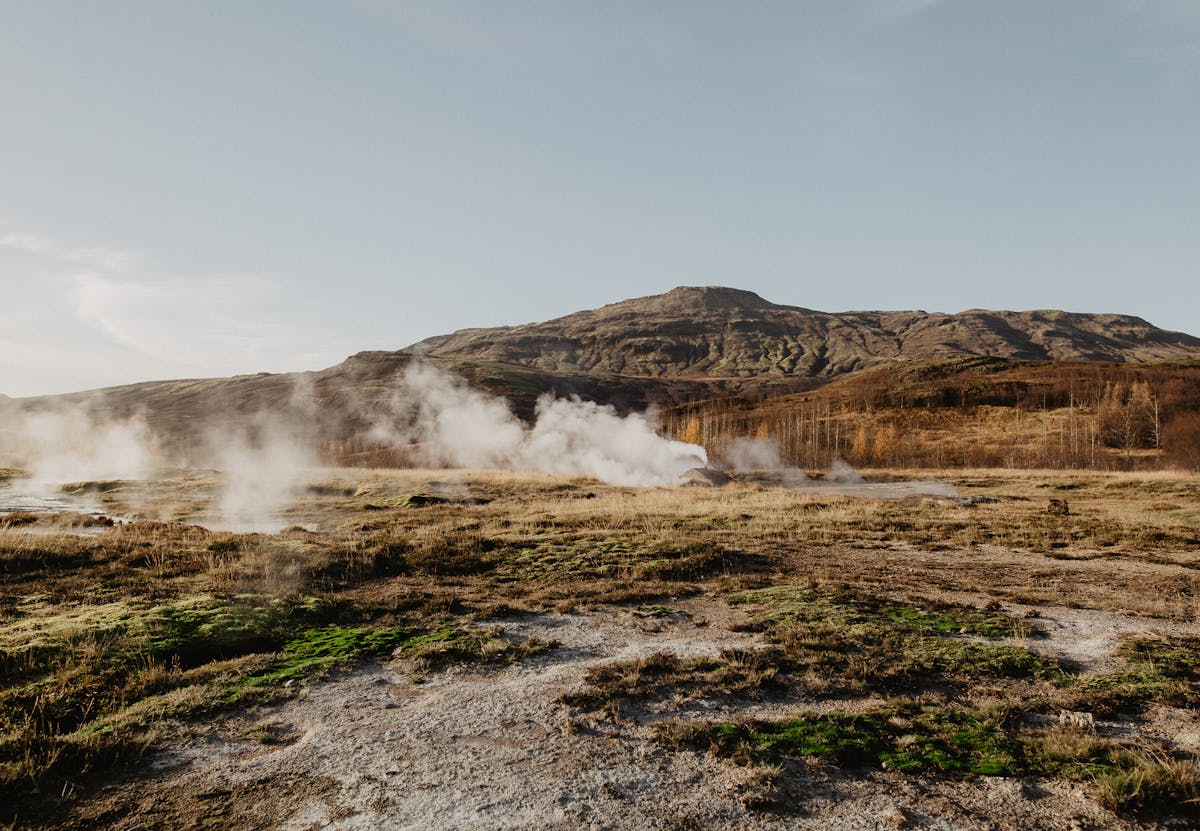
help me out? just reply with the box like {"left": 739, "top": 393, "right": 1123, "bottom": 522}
{"left": 67, "top": 600, "right": 1166, "bottom": 831}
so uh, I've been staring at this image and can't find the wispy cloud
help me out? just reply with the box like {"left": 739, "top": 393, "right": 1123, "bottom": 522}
{"left": 0, "top": 229, "right": 345, "bottom": 396}
{"left": 69, "top": 272, "right": 314, "bottom": 370}
{"left": 0, "top": 230, "right": 145, "bottom": 272}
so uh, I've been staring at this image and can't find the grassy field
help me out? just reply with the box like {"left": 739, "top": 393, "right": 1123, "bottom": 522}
{"left": 2, "top": 467, "right": 1199, "bottom": 827}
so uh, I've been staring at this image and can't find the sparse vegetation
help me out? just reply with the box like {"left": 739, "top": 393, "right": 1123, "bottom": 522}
{"left": 664, "top": 707, "right": 1200, "bottom": 816}
{"left": 661, "top": 702, "right": 1021, "bottom": 777}
{"left": 3, "top": 467, "right": 1200, "bottom": 827}
{"left": 562, "top": 586, "right": 1060, "bottom": 716}
{"left": 1068, "top": 635, "right": 1200, "bottom": 716}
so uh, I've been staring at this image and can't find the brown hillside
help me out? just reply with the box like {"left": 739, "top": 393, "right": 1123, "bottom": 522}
{"left": 416, "top": 286, "right": 1200, "bottom": 378}
{"left": 7, "top": 287, "right": 1200, "bottom": 469}
{"left": 6, "top": 352, "right": 747, "bottom": 463}
{"left": 661, "top": 358, "right": 1200, "bottom": 471}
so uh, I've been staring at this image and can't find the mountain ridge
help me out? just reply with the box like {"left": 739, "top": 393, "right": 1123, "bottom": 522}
{"left": 6, "top": 286, "right": 1199, "bottom": 456}
{"left": 412, "top": 286, "right": 1200, "bottom": 380}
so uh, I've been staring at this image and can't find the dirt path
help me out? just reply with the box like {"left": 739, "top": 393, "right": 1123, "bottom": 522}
{"left": 66, "top": 599, "right": 1158, "bottom": 831}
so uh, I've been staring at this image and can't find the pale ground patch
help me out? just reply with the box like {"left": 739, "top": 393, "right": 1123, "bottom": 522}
{"left": 1012, "top": 605, "right": 1200, "bottom": 674}
{"left": 119, "top": 600, "right": 1143, "bottom": 831}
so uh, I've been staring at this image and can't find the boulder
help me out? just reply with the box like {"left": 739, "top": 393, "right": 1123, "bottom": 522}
{"left": 679, "top": 467, "right": 732, "bottom": 487}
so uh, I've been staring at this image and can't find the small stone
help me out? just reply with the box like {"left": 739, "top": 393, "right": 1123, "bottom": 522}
{"left": 1058, "top": 710, "right": 1096, "bottom": 732}
{"left": 601, "top": 781, "right": 625, "bottom": 800}
{"left": 879, "top": 804, "right": 909, "bottom": 828}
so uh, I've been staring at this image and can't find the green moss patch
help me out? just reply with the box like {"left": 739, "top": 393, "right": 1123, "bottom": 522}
{"left": 735, "top": 584, "right": 1033, "bottom": 640}
{"left": 663, "top": 703, "right": 1020, "bottom": 778}
{"left": 242, "top": 624, "right": 416, "bottom": 686}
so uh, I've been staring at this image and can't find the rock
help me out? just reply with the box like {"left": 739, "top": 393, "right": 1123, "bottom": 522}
{"left": 401, "top": 492, "right": 453, "bottom": 507}
{"left": 1046, "top": 498, "right": 1070, "bottom": 515}
{"left": 879, "top": 804, "right": 910, "bottom": 828}
{"left": 678, "top": 467, "right": 731, "bottom": 487}
{"left": 59, "top": 480, "right": 127, "bottom": 495}
{"left": 959, "top": 495, "right": 1000, "bottom": 507}
{"left": 1057, "top": 710, "right": 1096, "bottom": 732}
{"left": 305, "top": 483, "right": 356, "bottom": 497}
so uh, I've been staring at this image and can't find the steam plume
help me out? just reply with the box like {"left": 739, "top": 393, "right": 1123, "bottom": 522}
{"left": 0, "top": 360, "right": 712, "bottom": 531}
{"left": 385, "top": 362, "right": 707, "bottom": 486}
{"left": 717, "top": 436, "right": 955, "bottom": 498}
{"left": 722, "top": 436, "right": 808, "bottom": 486}
{"left": 0, "top": 398, "right": 154, "bottom": 489}
{"left": 207, "top": 418, "right": 316, "bottom": 532}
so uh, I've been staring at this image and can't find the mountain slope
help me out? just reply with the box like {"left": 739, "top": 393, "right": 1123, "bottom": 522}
{"left": 7, "top": 287, "right": 1199, "bottom": 465}
{"left": 415, "top": 286, "right": 1200, "bottom": 378}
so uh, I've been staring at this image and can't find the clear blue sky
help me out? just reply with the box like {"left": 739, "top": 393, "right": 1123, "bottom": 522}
{"left": 2, "top": 0, "right": 1198, "bottom": 396}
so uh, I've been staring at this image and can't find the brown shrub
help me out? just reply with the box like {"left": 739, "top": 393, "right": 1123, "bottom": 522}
{"left": 1164, "top": 412, "right": 1200, "bottom": 472}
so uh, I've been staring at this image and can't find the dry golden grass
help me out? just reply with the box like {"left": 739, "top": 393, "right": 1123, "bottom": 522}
{"left": 3, "top": 465, "right": 1199, "bottom": 826}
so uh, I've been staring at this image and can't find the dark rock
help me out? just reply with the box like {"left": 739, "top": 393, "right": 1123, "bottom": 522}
{"left": 679, "top": 467, "right": 732, "bottom": 487}
{"left": 1046, "top": 498, "right": 1070, "bottom": 515}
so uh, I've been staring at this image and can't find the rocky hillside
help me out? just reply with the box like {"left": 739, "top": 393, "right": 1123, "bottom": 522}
{"left": 415, "top": 286, "right": 1200, "bottom": 379}
{"left": 7, "top": 286, "right": 1199, "bottom": 465}
{"left": 10, "top": 350, "right": 744, "bottom": 452}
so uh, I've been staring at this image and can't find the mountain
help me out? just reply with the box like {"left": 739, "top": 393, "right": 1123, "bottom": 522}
{"left": 6, "top": 286, "right": 1199, "bottom": 465}
{"left": 416, "top": 286, "right": 1200, "bottom": 379}
{"left": 10, "top": 349, "right": 739, "bottom": 450}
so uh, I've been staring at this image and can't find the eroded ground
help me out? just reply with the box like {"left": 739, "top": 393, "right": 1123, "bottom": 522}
{"left": 2, "top": 468, "right": 1199, "bottom": 829}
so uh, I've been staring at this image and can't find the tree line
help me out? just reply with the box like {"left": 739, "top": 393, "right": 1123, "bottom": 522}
{"left": 661, "top": 362, "right": 1200, "bottom": 472}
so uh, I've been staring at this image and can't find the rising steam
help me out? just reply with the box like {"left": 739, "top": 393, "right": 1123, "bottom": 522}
{"left": 0, "top": 361, "right": 958, "bottom": 531}
{"left": 718, "top": 436, "right": 955, "bottom": 498}
{"left": 0, "top": 398, "right": 154, "bottom": 489}
{"left": 382, "top": 362, "right": 707, "bottom": 487}
{"left": 0, "top": 360, "right": 710, "bottom": 530}
{"left": 208, "top": 418, "right": 317, "bottom": 533}
{"left": 723, "top": 436, "right": 808, "bottom": 487}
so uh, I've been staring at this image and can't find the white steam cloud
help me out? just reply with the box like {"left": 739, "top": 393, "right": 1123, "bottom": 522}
{"left": 208, "top": 420, "right": 317, "bottom": 533}
{"left": 0, "top": 360, "right": 711, "bottom": 531}
{"left": 0, "top": 400, "right": 154, "bottom": 489}
{"left": 827, "top": 459, "right": 865, "bottom": 484}
{"left": 723, "top": 436, "right": 809, "bottom": 487}
{"left": 0, "top": 363, "right": 959, "bottom": 532}
{"left": 0, "top": 394, "right": 318, "bottom": 531}
{"left": 386, "top": 362, "right": 707, "bottom": 486}
{"left": 207, "top": 377, "right": 323, "bottom": 531}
